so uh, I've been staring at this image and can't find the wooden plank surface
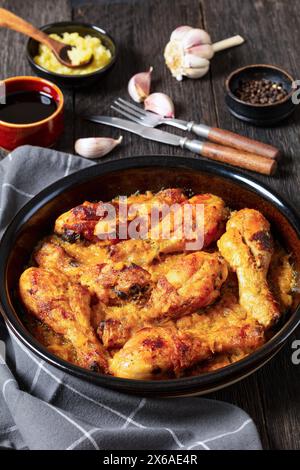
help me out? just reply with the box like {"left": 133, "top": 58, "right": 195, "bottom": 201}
{"left": 202, "top": 0, "right": 300, "bottom": 204}
{"left": 73, "top": 0, "right": 217, "bottom": 159}
{"left": 0, "top": 0, "right": 299, "bottom": 450}
{"left": 201, "top": 0, "right": 300, "bottom": 450}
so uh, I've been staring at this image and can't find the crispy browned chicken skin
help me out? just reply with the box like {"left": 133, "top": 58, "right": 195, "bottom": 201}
{"left": 55, "top": 191, "right": 227, "bottom": 264}
{"left": 54, "top": 189, "right": 187, "bottom": 244}
{"left": 100, "top": 251, "right": 228, "bottom": 349}
{"left": 109, "top": 193, "right": 228, "bottom": 264}
{"left": 109, "top": 323, "right": 264, "bottom": 379}
{"left": 19, "top": 268, "right": 108, "bottom": 372}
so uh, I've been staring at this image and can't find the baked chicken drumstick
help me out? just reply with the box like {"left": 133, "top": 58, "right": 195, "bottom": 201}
{"left": 99, "top": 251, "right": 228, "bottom": 348}
{"left": 19, "top": 268, "right": 108, "bottom": 372}
{"left": 109, "top": 282, "right": 264, "bottom": 379}
{"left": 218, "top": 208, "right": 280, "bottom": 328}
{"left": 109, "top": 193, "right": 228, "bottom": 264}
{"left": 54, "top": 188, "right": 187, "bottom": 244}
{"left": 33, "top": 241, "right": 228, "bottom": 349}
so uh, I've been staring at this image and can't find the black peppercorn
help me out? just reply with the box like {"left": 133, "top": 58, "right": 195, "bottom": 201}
{"left": 235, "top": 79, "right": 288, "bottom": 105}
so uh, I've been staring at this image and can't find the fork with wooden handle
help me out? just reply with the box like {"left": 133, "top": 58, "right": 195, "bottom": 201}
{"left": 113, "top": 98, "right": 280, "bottom": 160}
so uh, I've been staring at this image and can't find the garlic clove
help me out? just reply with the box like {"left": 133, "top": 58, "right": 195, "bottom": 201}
{"left": 170, "top": 25, "right": 193, "bottom": 41}
{"left": 144, "top": 93, "right": 175, "bottom": 118}
{"left": 128, "top": 67, "right": 153, "bottom": 103}
{"left": 75, "top": 136, "right": 123, "bottom": 159}
{"left": 183, "top": 66, "right": 210, "bottom": 79}
{"left": 182, "top": 28, "right": 212, "bottom": 50}
{"left": 187, "top": 44, "right": 214, "bottom": 60}
{"left": 183, "top": 54, "right": 210, "bottom": 69}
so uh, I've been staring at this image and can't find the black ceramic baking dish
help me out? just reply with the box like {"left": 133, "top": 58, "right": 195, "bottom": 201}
{"left": 0, "top": 156, "right": 300, "bottom": 397}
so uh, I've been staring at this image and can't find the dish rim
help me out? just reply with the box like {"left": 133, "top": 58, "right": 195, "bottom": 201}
{"left": 1, "top": 155, "right": 299, "bottom": 394}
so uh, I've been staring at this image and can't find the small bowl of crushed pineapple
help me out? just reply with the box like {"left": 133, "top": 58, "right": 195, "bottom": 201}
{"left": 27, "top": 22, "right": 117, "bottom": 88}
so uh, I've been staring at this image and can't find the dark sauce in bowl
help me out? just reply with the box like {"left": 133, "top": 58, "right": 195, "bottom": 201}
{"left": 0, "top": 91, "right": 57, "bottom": 124}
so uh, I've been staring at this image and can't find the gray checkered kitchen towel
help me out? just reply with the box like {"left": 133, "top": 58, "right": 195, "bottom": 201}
{"left": 0, "top": 146, "right": 262, "bottom": 450}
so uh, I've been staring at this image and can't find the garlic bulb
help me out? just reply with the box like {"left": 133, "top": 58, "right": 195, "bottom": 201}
{"left": 128, "top": 67, "right": 153, "bottom": 102}
{"left": 144, "top": 93, "right": 175, "bottom": 118}
{"left": 164, "top": 26, "right": 244, "bottom": 81}
{"left": 164, "top": 27, "right": 211, "bottom": 81}
{"left": 75, "top": 136, "right": 123, "bottom": 159}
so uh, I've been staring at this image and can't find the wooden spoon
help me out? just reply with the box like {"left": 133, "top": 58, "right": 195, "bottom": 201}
{"left": 0, "top": 8, "right": 93, "bottom": 68}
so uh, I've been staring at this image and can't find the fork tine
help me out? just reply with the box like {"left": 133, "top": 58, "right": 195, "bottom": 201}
{"left": 117, "top": 98, "right": 148, "bottom": 116}
{"left": 111, "top": 105, "right": 144, "bottom": 124}
{"left": 113, "top": 100, "right": 144, "bottom": 119}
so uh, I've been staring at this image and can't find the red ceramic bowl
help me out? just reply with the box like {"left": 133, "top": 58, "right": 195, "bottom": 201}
{"left": 0, "top": 76, "right": 64, "bottom": 151}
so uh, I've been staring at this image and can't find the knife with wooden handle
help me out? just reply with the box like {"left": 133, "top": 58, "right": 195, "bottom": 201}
{"left": 84, "top": 115, "right": 277, "bottom": 176}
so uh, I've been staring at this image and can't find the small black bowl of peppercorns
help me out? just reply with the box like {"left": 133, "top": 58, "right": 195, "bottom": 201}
{"left": 225, "top": 64, "right": 297, "bottom": 126}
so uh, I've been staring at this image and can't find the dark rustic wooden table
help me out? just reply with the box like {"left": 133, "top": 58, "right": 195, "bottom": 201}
{"left": 1, "top": 0, "right": 299, "bottom": 450}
